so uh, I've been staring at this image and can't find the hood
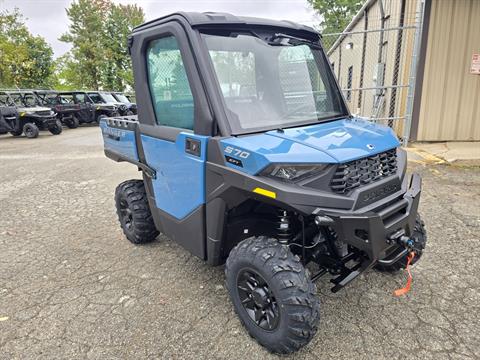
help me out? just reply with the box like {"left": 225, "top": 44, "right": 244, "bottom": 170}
{"left": 96, "top": 103, "right": 116, "bottom": 108}
{"left": 220, "top": 118, "right": 400, "bottom": 175}
{"left": 17, "top": 106, "right": 52, "bottom": 113}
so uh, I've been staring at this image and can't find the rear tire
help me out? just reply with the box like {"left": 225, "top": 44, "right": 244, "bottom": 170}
{"left": 49, "top": 120, "right": 63, "bottom": 135}
{"left": 10, "top": 129, "right": 23, "bottom": 137}
{"left": 375, "top": 214, "right": 427, "bottom": 272}
{"left": 225, "top": 236, "right": 320, "bottom": 354}
{"left": 23, "top": 123, "right": 39, "bottom": 138}
{"left": 115, "top": 180, "right": 159, "bottom": 244}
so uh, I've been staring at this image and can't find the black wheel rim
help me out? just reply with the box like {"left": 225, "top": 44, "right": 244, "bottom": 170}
{"left": 237, "top": 269, "right": 280, "bottom": 331}
{"left": 119, "top": 199, "right": 133, "bottom": 231}
{"left": 25, "top": 127, "right": 33, "bottom": 137}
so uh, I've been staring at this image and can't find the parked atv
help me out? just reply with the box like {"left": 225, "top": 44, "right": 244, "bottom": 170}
{"left": 34, "top": 90, "right": 82, "bottom": 129}
{"left": 100, "top": 12, "right": 427, "bottom": 354}
{"left": 0, "top": 105, "right": 20, "bottom": 136}
{"left": 57, "top": 91, "right": 118, "bottom": 125}
{"left": 87, "top": 91, "right": 123, "bottom": 118}
{"left": 110, "top": 92, "right": 137, "bottom": 115}
{"left": 0, "top": 91, "right": 62, "bottom": 138}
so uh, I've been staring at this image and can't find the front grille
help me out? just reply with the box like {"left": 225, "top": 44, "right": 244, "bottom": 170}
{"left": 330, "top": 149, "right": 397, "bottom": 194}
{"left": 37, "top": 110, "right": 51, "bottom": 116}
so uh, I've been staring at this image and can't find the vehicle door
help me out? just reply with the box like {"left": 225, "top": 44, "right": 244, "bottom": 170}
{"left": 130, "top": 22, "right": 214, "bottom": 258}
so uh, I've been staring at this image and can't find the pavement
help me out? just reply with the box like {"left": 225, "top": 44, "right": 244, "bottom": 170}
{"left": 409, "top": 142, "right": 480, "bottom": 165}
{"left": 0, "top": 127, "right": 479, "bottom": 359}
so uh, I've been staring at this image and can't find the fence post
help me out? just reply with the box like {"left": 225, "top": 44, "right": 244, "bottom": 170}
{"left": 402, "top": 0, "right": 425, "bottom": 146}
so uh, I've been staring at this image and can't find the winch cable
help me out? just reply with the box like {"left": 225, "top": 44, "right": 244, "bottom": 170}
{"left": 393, "top": 252, "right": 415, "bottom": 296}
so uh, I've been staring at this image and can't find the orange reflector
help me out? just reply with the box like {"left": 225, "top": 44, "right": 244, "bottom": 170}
{"left": 394, "top": 252, "right": 415, "bottom": 297}
{"left": 253, "top": 187, "right": 276, "bottom": 199}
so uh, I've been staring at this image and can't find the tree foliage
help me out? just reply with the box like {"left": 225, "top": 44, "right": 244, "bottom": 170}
{"left": 59, "top": 0, "right": 144, "bottom": 91}
{"left": 307, "top": 0, "right": 364, "bottom": 34}
{"left": 0, "top": 8, "right": 55, "bottom": 88}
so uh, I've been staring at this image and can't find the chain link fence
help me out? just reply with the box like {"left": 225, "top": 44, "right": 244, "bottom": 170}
{"left": 322, "top": 0, "right": 425, "bottom": 144}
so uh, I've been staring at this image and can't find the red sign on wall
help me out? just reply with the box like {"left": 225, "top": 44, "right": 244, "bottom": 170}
{"left": 471, "top": 53, "right": 480, "bottom": 75}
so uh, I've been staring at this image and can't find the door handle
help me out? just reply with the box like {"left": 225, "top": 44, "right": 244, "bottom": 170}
{"left": 185, "top": 137, "right": 201, "bottom": 157}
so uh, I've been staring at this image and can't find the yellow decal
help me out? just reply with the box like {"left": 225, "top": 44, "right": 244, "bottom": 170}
{"left": 20, "top": 112, "right": 25, "bottom": 117}
{"left": 253, "top": 187, "right": 276, "bottom": 199}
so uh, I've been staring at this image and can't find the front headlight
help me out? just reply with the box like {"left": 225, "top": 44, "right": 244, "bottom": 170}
{"left": 260, "top": 164, "right": 329, "bottom": 182}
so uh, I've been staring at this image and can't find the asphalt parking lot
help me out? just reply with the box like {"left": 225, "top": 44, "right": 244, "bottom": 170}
{"left": 0, "top": 127, "right": 479, "bottom": 359}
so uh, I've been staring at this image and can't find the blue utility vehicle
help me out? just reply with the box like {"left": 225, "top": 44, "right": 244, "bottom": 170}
{"left": 101, "top": 12, "right": 427, "bottom": 354}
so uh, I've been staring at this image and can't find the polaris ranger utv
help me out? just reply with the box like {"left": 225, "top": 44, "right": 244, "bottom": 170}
{"left": 0, "top": 91, "right": 62, "bottom": 138}
{"left": 110, "top": 92, "right": 137, "bottom": 115}
{"left": 34, "top": 90, "right": 82, "bottom": 129}
{"left": 87, "top": 91, "right": 123, "bottom": 118}
{"left": 57, "top": 91, "right": 118, "bottom": 125}
{"left": 100, "top": 12, "right": 427, "bottom": 354}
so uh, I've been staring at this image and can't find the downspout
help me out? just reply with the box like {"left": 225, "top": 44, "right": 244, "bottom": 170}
{"left": 409, "top": 0, "right": 432, "bottom": 142}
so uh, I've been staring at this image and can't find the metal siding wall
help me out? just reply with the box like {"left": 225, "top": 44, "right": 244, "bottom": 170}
{"left": 417, "top": 0, "right": 480, "bottom": 141}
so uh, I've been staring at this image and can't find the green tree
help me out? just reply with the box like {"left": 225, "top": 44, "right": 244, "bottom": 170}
{"left": 102, "top": 3, "right": 144, "bottom": 90}
{"left": 60, "top": 0, "right": 144, "bottom": 91}
{"left": 50, "top": 53, "right": 83, "bottom": 90}
{"left": 307, "top": 0, "right": 364, "bottom": 34}
{"left": 60, "top": 0, "right": 109, "bottom": 90}
{"left": 0, "top": 8, "right": 54, "bottom": 88}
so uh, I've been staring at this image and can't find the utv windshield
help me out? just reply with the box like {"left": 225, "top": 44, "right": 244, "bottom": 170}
{"left": 88, "top": 93, "right": 112, "bottom": 104}
{"left": 113, "top": 93, "right": 130, "bottom": 103}
{"left": 9, "top": 93, "right": 39, "bottom": 107}
{"left": 201, "top": 32, "right": 348, "bottom": 134}
{"left": 101, "top": 93, "right": 117, "bottom": 103}
{"left": 0, "top": 93, "right": 13, "bottom": 106}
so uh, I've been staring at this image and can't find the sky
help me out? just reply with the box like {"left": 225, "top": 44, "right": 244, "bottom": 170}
{"left": 1, "top": 0, "right": 321, "bottom": 58}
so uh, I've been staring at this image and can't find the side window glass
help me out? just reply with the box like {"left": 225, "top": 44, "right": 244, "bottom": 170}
{"left": 147, "top": 36, "right": 194, "bottom": 130}
{"left": 75, "top": 94, "right": 85, "bottom": 103}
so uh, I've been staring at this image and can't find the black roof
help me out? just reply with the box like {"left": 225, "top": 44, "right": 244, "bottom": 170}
{"left": 133, "top": 12, "right": 319, "bottom": 40}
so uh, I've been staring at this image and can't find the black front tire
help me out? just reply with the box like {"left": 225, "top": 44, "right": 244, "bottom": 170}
{"left": 96, "top": 114, "right": 106, "bottom": 124}
{"left": 23, "top": 123, "right": 39, "bottom": 138}
{"left": 49, "top": 120, "right": 63, "bottom": 135}
{"left": 65, "top": 116, "right": 79, "bottom": 129}
{"left": 115, "top": 180, "right": 159, "bottom": 244}
{"left": 375, "top": 214, "right": 427, "bottom": 272}
{"left": 225, "top": 236, "right": 320, "bottom": 354}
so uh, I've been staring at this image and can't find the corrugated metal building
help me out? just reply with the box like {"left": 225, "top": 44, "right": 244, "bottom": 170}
{"left": 327, "top": 0, "right": 480, "bottom": 142}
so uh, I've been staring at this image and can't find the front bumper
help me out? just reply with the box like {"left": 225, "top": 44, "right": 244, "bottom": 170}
{"left": 319, "top": 173, "right": 421, "bottom": 261}
{"left": 24, "top": 114, "right": 58, "bottom": 128}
